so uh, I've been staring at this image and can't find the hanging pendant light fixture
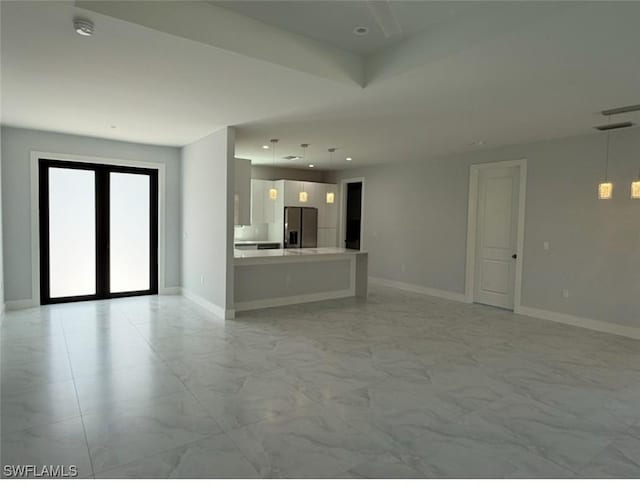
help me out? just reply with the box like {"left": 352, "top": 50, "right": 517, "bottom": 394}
{"left": 631, "top": 169, "right": 640, "bottom": 199}
{"left": 326, "top": 148, "right": 336, "bottom": 204}
{"left": 598, "top": 121, "right": 613, "bottom": 200}
{"left": 299, "top": 143, "right": 309, "bottom": 203}
{"left": 269, "top": 139, "right": 279, "bottom": 200}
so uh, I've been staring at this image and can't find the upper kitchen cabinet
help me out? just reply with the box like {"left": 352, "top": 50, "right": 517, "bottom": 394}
{"left": 325, "top": 186, "right": 338, "bottom": 227}
{"left": 251, "top": 179, "right": 276, "bottom": 224}
{"left": 234, "top": 158, "right": 251, "bottom": 226}
{"left": 283, "top": 180, "right": 320, "bottom": 206}
{"left": 305, "top": 182, "right": 320, "bottom": 206}
{"left": 283, "top": 180, "right": 302, "bottom": 206}
{"left": 280, "top": 180, "right": 337, "bottom": 226}
{"left": 313, "top": 183, "right": 337, "bottom": 228}
{"left": 257, "top": 179, "right": 338, "bottom": 246}
{"left": 251, "top": 179, "right": 264, "bottom": 224}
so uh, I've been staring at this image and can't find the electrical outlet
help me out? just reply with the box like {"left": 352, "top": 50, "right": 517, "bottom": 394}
{"left": 543, "top": 241, "right": 550, "bottom": 251}
{"left": 200, "top": 275, "right": 205, "bottom": 285}
{"left": 401, "top": 263, "right": 406, "bottom": 273}
{"left": 562, "top": 289, "right": 569, "bottom": 299}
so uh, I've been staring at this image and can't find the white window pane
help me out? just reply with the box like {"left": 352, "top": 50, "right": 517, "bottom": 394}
{"left": 49, "top": 168, "right": 96, "bottom": 298}
{"left": 110, "top": 173, "right": 151, "bottom": 293}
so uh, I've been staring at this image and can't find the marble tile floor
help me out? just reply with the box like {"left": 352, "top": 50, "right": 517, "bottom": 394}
{"left": 1, "top": 284, "right": 639, "bottom": 478}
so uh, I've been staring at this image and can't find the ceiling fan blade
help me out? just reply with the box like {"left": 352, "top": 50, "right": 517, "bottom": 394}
{"left": 366, "top": 0, "right": 402, "bottom": 38}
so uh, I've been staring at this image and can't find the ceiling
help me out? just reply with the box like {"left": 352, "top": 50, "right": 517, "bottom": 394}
{"left": 212, "top": 1, "right": 487, "bottom": 56}
{"left": 0, "top": 1, "right": 358, "bottom": 146}
{"left": 2, "top": 1, "right": 640, "bottom": 170}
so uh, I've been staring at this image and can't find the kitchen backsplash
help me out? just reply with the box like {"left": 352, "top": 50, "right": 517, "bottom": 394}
{"left": 234, "top": 223, "right": 269, "bottom": 241}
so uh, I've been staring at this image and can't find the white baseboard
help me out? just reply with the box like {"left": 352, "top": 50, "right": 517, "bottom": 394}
{"left": 517, "top": 306, "right": 640, "bottom": 341}
{"left": 181, "top": 288, "right": 234, "bottom": 320}
{"left": 370, "top": 277, "right": 639, "bottom": 341}
{"left": 5, "top": 299, "right": 38, "bottom": 311}
{"left": 235, "top": 289, "right": 354, "bottom": 312}
{"left": 369, "top": 277, "right": 467, "bottom": 303}
{"left": 159, "top": 286, "right": 182, "bottom": 295}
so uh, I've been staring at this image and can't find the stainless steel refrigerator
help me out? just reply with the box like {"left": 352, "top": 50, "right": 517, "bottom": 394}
{"left": 284, "top": 207, "right": 317, "bottom": 248}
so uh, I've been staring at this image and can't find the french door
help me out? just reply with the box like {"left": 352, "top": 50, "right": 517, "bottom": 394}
{"left": 39, "top": 159, "right": 158, "bottom": 304}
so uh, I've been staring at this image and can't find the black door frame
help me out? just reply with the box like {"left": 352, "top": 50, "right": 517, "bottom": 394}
{"left": 39, "top": 158, "right": 159, "bottom": 305}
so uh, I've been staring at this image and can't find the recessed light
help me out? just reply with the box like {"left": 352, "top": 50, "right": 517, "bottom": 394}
{"left": 353, "top": 26, "right": 369, "bottom": 36}
{"left": 345, "top": 157, "right": 353, "bottom": 161}
{"left": 469, "top": 140, "right": 486, "bottom": 147}
{"left": 74, "top": 18, "right": 94, "bottom": 36}
{"left": 308, "top": 164, "right": 315, "bottom": 168}
{"left": 262, "top": 145, "right": 269, "bottom": 149}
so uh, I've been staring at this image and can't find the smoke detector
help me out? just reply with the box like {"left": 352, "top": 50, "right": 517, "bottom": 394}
{"left": 74, "top": 18, "right": 94, "bottom": 36}
{"left": 353, "top": 26, "right": 369, "bottom": 36}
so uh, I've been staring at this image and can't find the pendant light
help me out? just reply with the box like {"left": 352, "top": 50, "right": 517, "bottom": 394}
{"left": 268, "top": 139, "right": 279, "bottom": 200}
{"left": 598, "top": 122, "right": 613, "bottom": 200}
{"left": 631, "top": 169, "right": 640, "bottom": 199}
{"left": 299, "top": 144, "right": 309, "bottom": 203}
{"left": 326, "top": 148, "right": 336, "bottom": 204}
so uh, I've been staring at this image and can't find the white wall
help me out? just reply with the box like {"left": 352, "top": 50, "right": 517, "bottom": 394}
{"left": 0, "top": 133, "right": 4, "bottom": 313}
{"left": 332, "top": 128, "right": 640, "bottom": 330}
{"left": 0, "top": 126, "right": 182, "bottom": 304}
{"left": 181, "top": 127, "right": 235, "bottom": 316}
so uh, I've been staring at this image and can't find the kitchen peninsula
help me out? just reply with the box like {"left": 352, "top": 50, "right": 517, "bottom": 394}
{"left": 234, "top": 247, "right": 368, "bottom": 311}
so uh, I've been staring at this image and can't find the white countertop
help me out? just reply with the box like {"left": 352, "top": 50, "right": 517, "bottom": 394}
{"left": 234, "top": 247, "right": 366, "bottom": 260}
{"left": 234, "top": 240, "right": 280, "bottom": 245}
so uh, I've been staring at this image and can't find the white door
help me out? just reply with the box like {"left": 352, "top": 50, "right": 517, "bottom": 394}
{"left": 474, "top": 166, "right": 520, "bottom": 309}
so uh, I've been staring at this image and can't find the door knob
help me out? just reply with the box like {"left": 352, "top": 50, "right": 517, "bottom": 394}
{"left": 512, "top": 254, "right": 517, "bottom": 259}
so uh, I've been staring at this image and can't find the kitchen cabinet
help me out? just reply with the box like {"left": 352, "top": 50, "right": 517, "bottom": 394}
{"left": 251, "top": 179, "right": 276, "bottom": 224}
{"left": 251, "top": 179, "right": 264, "bottom": 224}
{"left": 283, "top": 180, "right": 302, "bottom": 206}
{"left": 317, "top": 227, "right": 337, "bottom": 247}
{"left": 316, "top": 183, "right": 338, "bottom": 228}
{"left": 263, "top": 183, "right": 276, "bottom": 223}
{"left": 303, "top": 181, "right": 318, "bottom": 206}
{"left": 234, "top": 158, "right": 251, "bottom": 226}
{"left": 257, "top": 179, "right": 339, "bottom": 246}
{"left": 284, "top": 180, "right": 317, "bottom": 206}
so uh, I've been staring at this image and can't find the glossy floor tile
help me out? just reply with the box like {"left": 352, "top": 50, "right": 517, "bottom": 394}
{"left": 1, "top": 285, "right": 639, "bottom": 478}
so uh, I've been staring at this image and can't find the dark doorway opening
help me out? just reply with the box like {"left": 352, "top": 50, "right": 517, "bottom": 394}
{"left": 345, "top": 181, "right": 362, "bottom": 250}
{"left": 39, "top": 159, "right": 158, "bottom": 305}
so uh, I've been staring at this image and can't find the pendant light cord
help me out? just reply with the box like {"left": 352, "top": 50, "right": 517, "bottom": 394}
{"left": 301, "top": 144, "right": 308, "bottom": 192}
{"left": 604, "top": 131, "right": 611, "bottom": 181}
{"left": 604, "top": 116, "right": 611, "bottom": 181}
{"left": 271, "top": 139, "right": 278, "bottom": 192}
